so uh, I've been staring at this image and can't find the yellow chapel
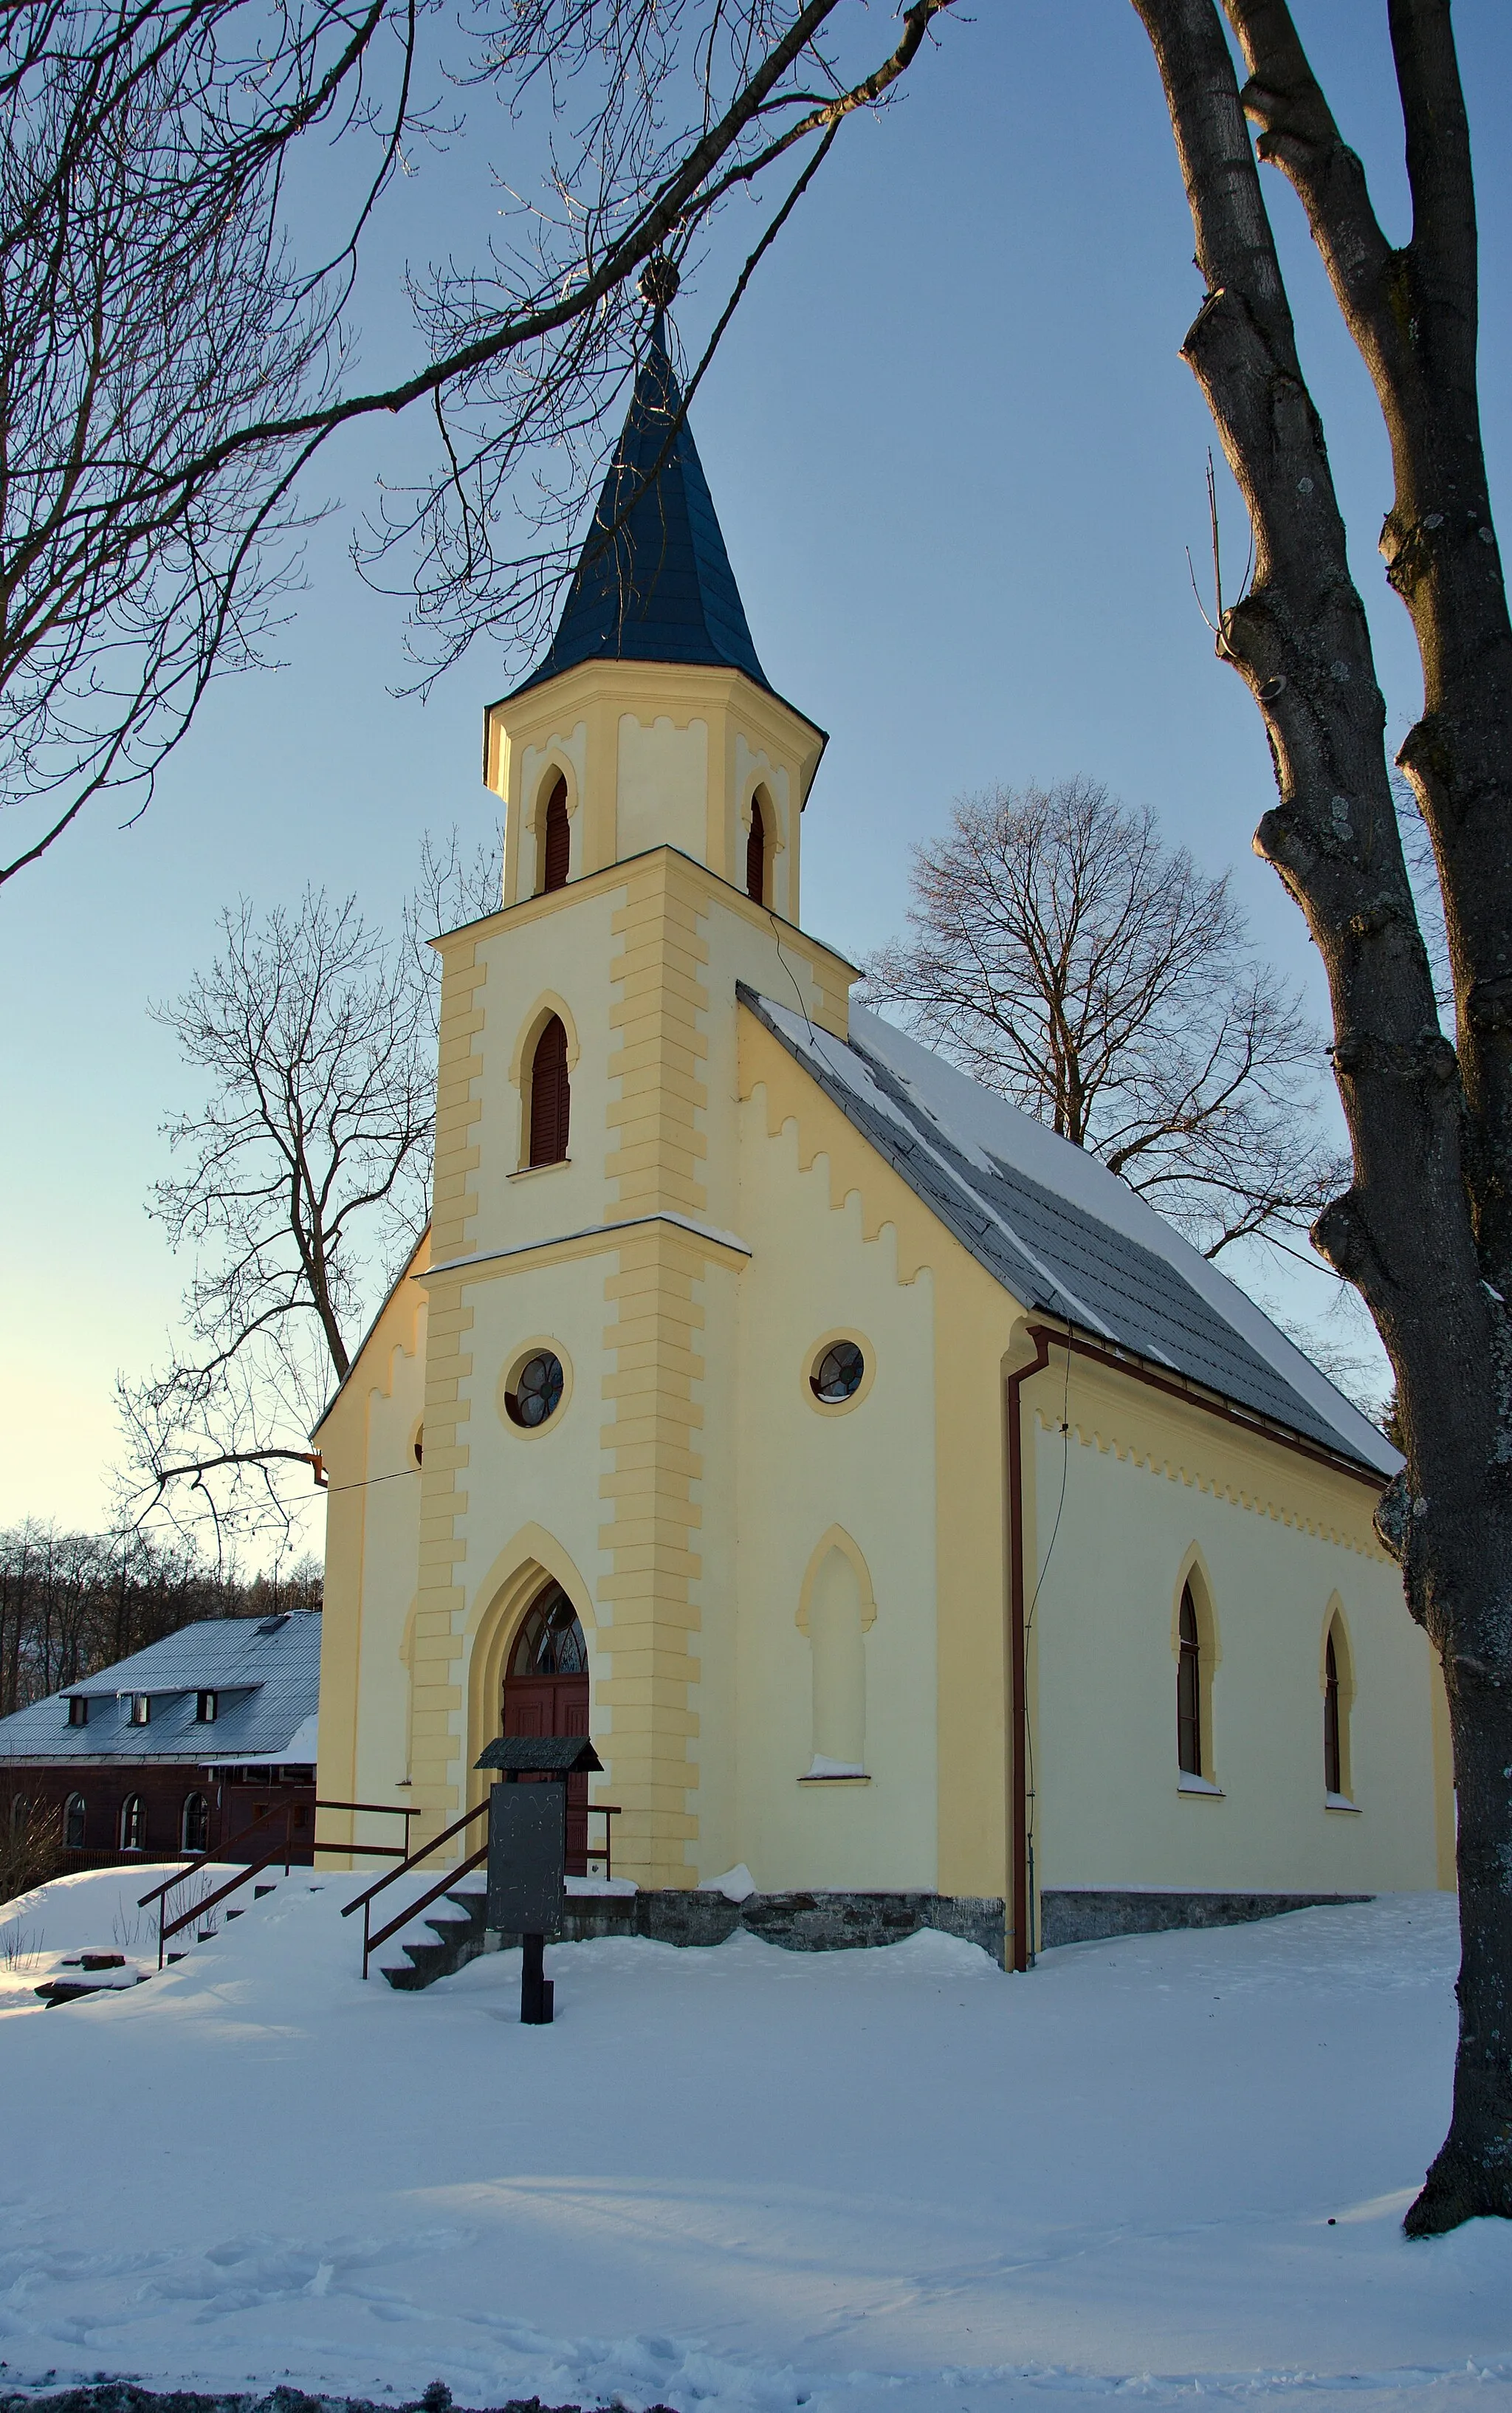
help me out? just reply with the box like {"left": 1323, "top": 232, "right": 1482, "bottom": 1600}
{"left": 314, "top": 319, "right": 1453, "bottom": 1968}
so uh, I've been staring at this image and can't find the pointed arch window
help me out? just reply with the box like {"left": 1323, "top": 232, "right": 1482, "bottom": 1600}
{"left": 1177, "top": 1582, "right": 1203, "bottom": 1777}
{"left": 746, "top": 792, "right": 768, "bottom": 905}
{"left": 1323, "top": 1633, "right": 1342, "bottom": 1794}
{"left": 511, "top": 1584, "right": 588, "bottom": 1677}
{"left": 529, "top": 1015, "right": 571, "bottom": 1166}
{"left": 540, "top": 775, "right": 570, "bottom": 893}
{"left": 1322, "top": 1614, "right": 1354, "bottom": 1802}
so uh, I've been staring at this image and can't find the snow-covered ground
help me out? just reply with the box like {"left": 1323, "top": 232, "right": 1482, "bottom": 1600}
{"left": 0, "top": 1870, "right": 1507, "bottom": 2412}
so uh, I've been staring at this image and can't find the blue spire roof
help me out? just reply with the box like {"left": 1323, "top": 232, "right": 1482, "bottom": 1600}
{"left": 512, "top": 321, "right": 770, "bottom": 696}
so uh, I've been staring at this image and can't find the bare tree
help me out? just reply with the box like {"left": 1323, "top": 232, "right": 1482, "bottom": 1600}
{"left": 1, "top": 0, "right": 957, "bottom": 886}
{"left": 117, "top": 834, "right": 498, "bottom": 1542}
{"left": 0, "top": 0, "right": 421, "bottom": 887}
{"left": 1128, "top": 0, "right": 1512, "bottom": 2233}
{"left": 0, "top": 1520, "right": 317, "bottom": 1717}
{"left": 866, "top": 777, "right": 1344, "bottom": 1260}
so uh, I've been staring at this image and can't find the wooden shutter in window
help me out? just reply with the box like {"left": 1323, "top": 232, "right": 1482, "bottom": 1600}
{"left": 529, "top": 1015, "right": 571, "bottom": 1165}
{"left": 542, "top": 778, "right": 570, "bottom": 893}
{"left": 746, "top": 799, "right": 766, "bottom": 904}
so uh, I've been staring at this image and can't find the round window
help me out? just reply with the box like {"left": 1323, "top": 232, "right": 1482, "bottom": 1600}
{"left": 506, "top": 1350, "right": 566, "bottom": 1429}
{"left": 811, "top": 1339, "right": 865, "bottom": 1404}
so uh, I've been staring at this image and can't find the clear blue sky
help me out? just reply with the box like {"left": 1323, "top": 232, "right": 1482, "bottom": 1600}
{"left": 4, "top": 1, "right": 1509, "bottom": 1548}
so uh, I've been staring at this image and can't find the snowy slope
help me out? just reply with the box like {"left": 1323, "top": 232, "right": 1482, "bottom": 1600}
{"left": 0, "top": 1871, "right": 1507, "bottom": 2412}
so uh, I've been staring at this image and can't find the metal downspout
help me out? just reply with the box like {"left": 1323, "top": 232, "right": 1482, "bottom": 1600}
{"left": 1005, "top": 1328, "right": 1052, "bottom": 1972}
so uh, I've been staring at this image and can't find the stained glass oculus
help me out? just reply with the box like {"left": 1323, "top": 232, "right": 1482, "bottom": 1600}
{"left": 506, "top": 1350, "right": 566, "bottom": 1428}
{"left": 811, "top": 1339, "right": 865, "bottom": 1404}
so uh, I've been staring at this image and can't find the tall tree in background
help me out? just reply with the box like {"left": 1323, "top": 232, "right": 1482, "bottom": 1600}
{"left": 1128, "top": 0, "right": 1512, "bottom": 2234}
{"left": 867, "top": 776, "right": 1343, "bottom": 1262}
{"left": 0, "top": 0, "right": 955, "bottom": 887}
{"left": 117, "top": 832, "right": 498, "bottom": 1542}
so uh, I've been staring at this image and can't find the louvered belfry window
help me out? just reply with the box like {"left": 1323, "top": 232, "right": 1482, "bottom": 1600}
{"left": 529, "top": 1015, "right": 571, "bottom": 1166}
{"left": 746, "top": 796, "right": 766, "bottom": 905}
{"left": 541, "top": 776, "right": 570, "bottom": 893}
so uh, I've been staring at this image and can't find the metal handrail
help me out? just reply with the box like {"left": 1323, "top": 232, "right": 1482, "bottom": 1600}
{"left": 316, "top": 1797, "right": 418, "bottom": 1826}
{"left": 139, "top": 1796, "right": 289, "bottom": 1912}
{"left": 361, "top": 1839, "right": 491, "bottom": 1978}
{"left": 586, "top": 1803, "right": 621, "bottom": 1882}
{"left": 344, "top": 1792, "right": 625, "bottom": 1981}
{"left": 340, "top": 1798, "right": 491, "bottom": 1921}
{"left": 152, "top": 1808, "right": 293, "bottom": 1968}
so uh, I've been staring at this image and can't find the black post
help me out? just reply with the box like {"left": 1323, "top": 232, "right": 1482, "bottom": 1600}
{"left": 520, "top": 1930, "right": 554, "bottom": 2025}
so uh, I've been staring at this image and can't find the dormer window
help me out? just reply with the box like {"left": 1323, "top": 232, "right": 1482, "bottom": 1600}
{"left": 128, "top": 1692, "right": 150, "bottom": 1726}
{"left": 67, "top": 1696, "right": 89, "bottom": 1727}
{"left": 196, "top": 1690, "right": 219, "bottom": 1723}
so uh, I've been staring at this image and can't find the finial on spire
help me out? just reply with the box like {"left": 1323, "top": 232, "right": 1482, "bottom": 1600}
{"left": 638, "top": 253, "right": 680, "bottom": 313}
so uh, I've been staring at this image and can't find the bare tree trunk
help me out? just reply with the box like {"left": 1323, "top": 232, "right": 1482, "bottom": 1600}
{"left": 1131, "top": 0, "right": 1512, "bottom": 2231}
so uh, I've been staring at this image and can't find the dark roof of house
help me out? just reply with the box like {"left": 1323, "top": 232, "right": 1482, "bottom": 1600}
{"left": 740, "top": 989, "right": 1398, "bottom": 1480}
{"left": 509, "top": 320, "right": 772, "bottom": 699}
{"left": 0, "top": 1613, "right": 321, "bottom": 1765}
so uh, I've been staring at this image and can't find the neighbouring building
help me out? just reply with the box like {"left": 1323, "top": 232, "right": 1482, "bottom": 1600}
{"left": 0, "top": 1612, "right": 321, "bottom": 1872}
{"left": 312, "top": 315, "right": 1454, "bottom": 1965}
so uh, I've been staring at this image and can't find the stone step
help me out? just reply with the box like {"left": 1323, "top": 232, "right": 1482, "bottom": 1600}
{"left": 381, "top": 1890, "right": 490, "bottom": 1991}
{"left": 379, "top": 1886, "right": 636, "bottom": 1991}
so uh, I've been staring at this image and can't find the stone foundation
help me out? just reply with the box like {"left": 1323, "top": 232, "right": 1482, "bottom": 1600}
{"left": 485, "top": 1889, "right": 1006, "bottom": 1960}
{"left": 1038, "top": 1887, "right": 1372, "bottom": 1950}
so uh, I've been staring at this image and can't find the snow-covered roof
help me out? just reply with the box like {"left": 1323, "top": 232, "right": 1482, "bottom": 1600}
{"left": 741, "top": 988, "right": 1396, "bottom": 1479}
{"left": 0, "top": 1612, "right": 321, "bottom": 1765}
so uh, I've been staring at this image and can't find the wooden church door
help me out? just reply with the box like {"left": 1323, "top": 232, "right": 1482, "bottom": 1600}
{"left": 501, "top": 1582, "right": 590, "bottom": 1874}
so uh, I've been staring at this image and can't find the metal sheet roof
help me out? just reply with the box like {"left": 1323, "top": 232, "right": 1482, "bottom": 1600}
{"left": 510, "top": 321, "right": 771, "bottom": 699}
{"left": 741, "top": 988, "right": 1397, "bottom": 1478}
{"left": 0, "top": 1612, "right": 321, "bottom": 1765}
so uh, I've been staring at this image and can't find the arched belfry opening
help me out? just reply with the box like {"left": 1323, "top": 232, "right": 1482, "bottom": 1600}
{"left": 501, "top": 1579, "right": 591, "bottom": 1871}
{"left": 746, "top": 789, "right": 769, "bottom": 905}
{"left": 540, "top": 773, "right": 570, "bottom": 893}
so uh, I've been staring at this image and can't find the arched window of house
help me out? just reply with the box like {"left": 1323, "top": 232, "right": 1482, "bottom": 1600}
{"left": 746, "top": 791, "right": 768, "bottom": 905}
{"left": 540, "top": 775, "right": 570, "bottom": 893}
{"left": 63, "top": 1791, "right": 86, "bottom": 1849}
{"left": 1177, "top": 1582, "right": 1203, "bottom": 1777}
{"left": 119, "top": 1794, "right": 147, "bottom": 1851}
{"left": 529, "top": 1014, "right": 571, "bottom": 1166}
{"left": 182, "top": 1792, "right": 210, "bottom": 1854}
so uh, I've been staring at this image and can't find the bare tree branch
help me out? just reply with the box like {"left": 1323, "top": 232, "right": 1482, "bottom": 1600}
{"left": 117, "top": 834, "right": 498, "bottom": 1541}
{"left": 865, "top": 776, "right": 1344, "bottom": 1259}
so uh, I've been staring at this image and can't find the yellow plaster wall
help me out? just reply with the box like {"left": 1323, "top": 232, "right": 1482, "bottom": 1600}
{"left": 1023, "top": 1355, "right": 1443, "bottom": 1900}
{"left": 734, "top": 1104, "right": 941, "bottom": 1888}
{"left": 736, "top": 1012, "right": 1022, "bottom": 1901}
{"left": 617, "top": 715, "right": 708, "bottom": 863}
{"left": 469, "top": 885, "right": 621, "bottom": 1240}
{"left": 313, "top": 1232, "right": 430, "bottom": 1866}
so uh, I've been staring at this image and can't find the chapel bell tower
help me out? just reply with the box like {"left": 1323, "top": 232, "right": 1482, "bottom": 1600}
{"left": 481, "top": 304, "right": 826, "bottom": 921}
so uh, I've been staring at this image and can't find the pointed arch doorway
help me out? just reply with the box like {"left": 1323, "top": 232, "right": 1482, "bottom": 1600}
{"left": 501, "top": 1581, "right": 591, "bottom": 1873}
